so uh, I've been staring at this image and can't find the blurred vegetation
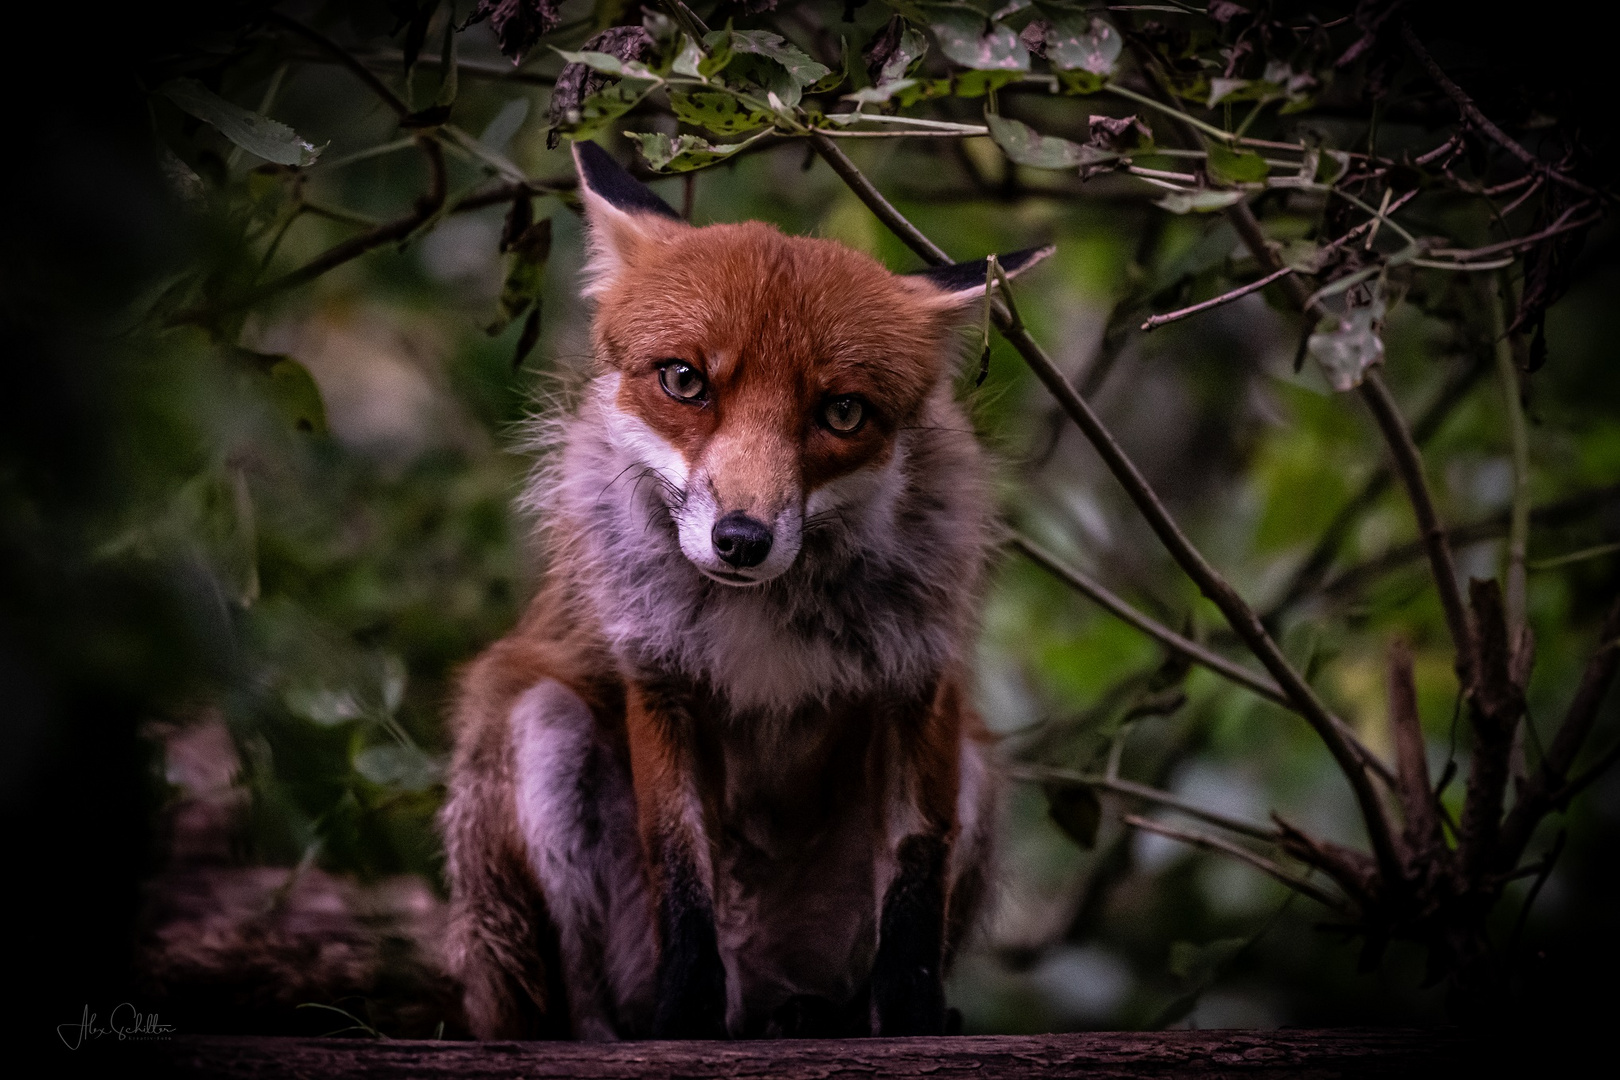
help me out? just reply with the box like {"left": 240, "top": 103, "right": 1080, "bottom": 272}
{"left": 9, "top": 0, "right": 1619, "bottom": 1039}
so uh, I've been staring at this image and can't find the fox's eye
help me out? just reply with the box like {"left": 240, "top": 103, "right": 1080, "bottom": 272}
{"left": 822, "top": 395, "right": 865, "bottom": 434}
{"left": 658, "top": 361, "right": 707, "bottom": 403}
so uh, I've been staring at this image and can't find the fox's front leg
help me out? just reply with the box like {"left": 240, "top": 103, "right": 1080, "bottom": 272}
{"left": 870, "top": 682, "right": 964, "bottom": 1036}
{"left": 625, "top": 683, "right": 728, "bottom": 1038}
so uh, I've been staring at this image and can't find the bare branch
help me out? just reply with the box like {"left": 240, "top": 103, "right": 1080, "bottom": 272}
{"left": 812, "top": 137, "right": 1406, "bottom": 890}
{"left": 1013, "top": 534, "right": 1396, "bottom": 786}
{"left": 1388, "top": 640, "right": 1445, "bottom": 859}
{"left": 1008, "top": 764, "right": 1278, "bottom": 843}
{"left": 267, "top": 12, "right": 411, "bottom": 120}
{"left": 1123, "top": 814, "right": 1347, "bottom": 912}
{"left": 1357, "top": 370, "right": 1480, "bottom": 688}
{"left": 1458, "top": 580, "right": 1525, "bottom": 881}
{"left": 1318, "top": 484, "right": 1620, "bottom": 603}
{"left": 1013, "top": 535, "right": 1288, "bottom": 708}
{"left": 1428, "top": 206, "right": 1603, "bottom": 263}
{"left": 1498, "top": 597, "right": 1620, "bottom": 864}
{"left": 1140, "top": 266, "right": 1296, "bottom": 332}
{"left": 1264, "top": 354, "right": 1491, "bottom": 621}
{"left": 1400, "top": 22, "right": 1602, "bottom": 202}
{"left": 1492, "top": 280, "right": 1531, "bottom": 636}
{"left": 1227, "top": 199, "right": 1479, "bottom": 690}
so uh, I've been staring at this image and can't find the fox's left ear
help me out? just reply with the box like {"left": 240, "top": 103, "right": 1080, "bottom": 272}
{"left": 572, "top": 140, "right": 686, "bottom": 297}
{"left": 906, "top": 245, "right": 1056, "bottom": 310}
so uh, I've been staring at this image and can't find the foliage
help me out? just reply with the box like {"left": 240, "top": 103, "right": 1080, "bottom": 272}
{"left": 20, "top": 0, "right": 1620, "bottom": 1035}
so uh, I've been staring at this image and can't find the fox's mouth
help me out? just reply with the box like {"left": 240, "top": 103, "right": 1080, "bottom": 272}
{"left": 698, "top": 566, "right": 767, "bottom": 587}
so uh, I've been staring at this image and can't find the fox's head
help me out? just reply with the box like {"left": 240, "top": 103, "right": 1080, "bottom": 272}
{"left": 571, "top": 142, "right": 1049, "bottom": 587}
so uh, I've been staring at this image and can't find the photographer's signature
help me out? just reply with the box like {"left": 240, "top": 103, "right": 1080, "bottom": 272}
{"left": 57, "top": 1004, "right": 176, "bottom": 1049}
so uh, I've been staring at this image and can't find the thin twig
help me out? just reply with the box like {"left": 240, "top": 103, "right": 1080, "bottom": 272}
{"left": 1122, "top": 814, "right": 1347, "bottom": 911}
{"left": 1227, "top": 199, "right": 1480, "bottom": 690}
{"left": 1318, "top": 484, "right": 1620, "bottom": 602}
{"left": 1141, "top": 265, "right": 1296, "bottom": 331}
{"left": 1428, "top": 207, "right": 1601, "bottom": 262}
{"left": 1264, "top": 353, "right": 1491, "bottom": 621}
{"left": 1010, "top": 764, "right": 1278, "bottom": 842}
{"left": 1012, "top": 534, "right": 1396, "bottom": 786}
{"left": 1493, "top": 279, "right": 1531, "bottom": 635}
{"left": 1400, "top": 22, "right": 1602, "bottom": 201}
{"left": 1498, "top": 598, "right": 1620, "bottom": 866}
{"left": 1013, "top": 535, "right": 1288, "bottom": 707}
{"left": 1357, "top": 370, "right": 1480, "bottom": 688}
{"left": 811, "top": 135, "right": 1405, "bottom": 888}
{"left": 267, "top": 12, "right": 411, "bottom": 120}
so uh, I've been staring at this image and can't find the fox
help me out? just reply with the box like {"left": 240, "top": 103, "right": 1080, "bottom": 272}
{"left": 439, "top": 140, "right": 1051, "bottom": 1041}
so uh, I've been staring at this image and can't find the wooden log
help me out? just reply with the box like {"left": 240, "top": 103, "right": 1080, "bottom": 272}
{"left": 148, "top": 1029, "right": 1472, "bottom": 1078}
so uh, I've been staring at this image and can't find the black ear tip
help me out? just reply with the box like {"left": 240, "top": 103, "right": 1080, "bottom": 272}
{"left": 905, "top": 244, "right": 1056, "bottom": 293}
{"left": 570, "top": 139, "right": 683, "bottom": 222}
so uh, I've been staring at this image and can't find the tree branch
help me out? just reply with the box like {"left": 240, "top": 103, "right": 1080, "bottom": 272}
{"left": 1013, "top": 534, "right": 1396, "bottom": 786}
{"left": 1140, "top": 265, "right": 1296, "bottom": 332}
{"left": 810, "top": 136, "right": 1405, "bottom": 892}
{"left": 1387, "top": 640, "right": 1446, "bottom": 859}
{"left": 1009, "top": 764, "right": 1278, "bottom": 843}
{"left": 267, "top": 12, "right": 411, "bottom": 120}
{"left": 1317, "top": 484, "right": 1620, "bottom": 603}
{"left": 1400, "top": 22, "right": 1602, "bottom": 202}
{"left": 1122, "top": 814, "right": 1347, "bottom": 912}
{"left": 1498, "top": 597, "right": 1620, "bottom": 866}
{"left": 1265, "top": 354, "right": 1492, "bottom": 622}
{"left": 1227, "top": 199, "right": 1479, "bottom": 690}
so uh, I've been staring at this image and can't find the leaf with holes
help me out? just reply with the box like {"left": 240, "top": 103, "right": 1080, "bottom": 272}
{"left": 552, "top": 77, "right": 656, "bottom": 141}
{"left": 627, "top": 130, "right": 766, "bottom": 173}
{"left": 709, "top": 29, "right": 830, "bottom": 88}
{"left": 669, "top": 91, "right": 771, "bottom": 135}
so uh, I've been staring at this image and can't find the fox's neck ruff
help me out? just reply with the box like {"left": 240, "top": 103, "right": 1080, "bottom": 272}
{"left": 537, "top": 373, "right": 992, "bottom": 717}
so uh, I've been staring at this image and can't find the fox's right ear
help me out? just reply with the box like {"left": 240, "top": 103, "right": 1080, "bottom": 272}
{"left": 572, "top": 140, "right": 685, "bottom": 297}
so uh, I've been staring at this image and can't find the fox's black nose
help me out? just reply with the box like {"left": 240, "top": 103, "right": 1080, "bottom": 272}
{"left": 712, "top": 512, "right": 773, "bottom": 569}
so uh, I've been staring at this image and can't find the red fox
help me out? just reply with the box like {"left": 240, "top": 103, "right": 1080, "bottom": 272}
{"left": 440, "top": 141, "right": 1051, "bottom": 1040}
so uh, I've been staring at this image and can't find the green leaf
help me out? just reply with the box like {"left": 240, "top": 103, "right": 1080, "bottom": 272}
{"left": 354, "top": 744, "right": 442, "bottom": 791}
{"left": 159, "top": 78, "right": 323, "bottom": 167}
{"left": 986, "top": 112, "right": 1099, "bottom": 169}
{"left": 627, "top": 130, "right": 765, "bottom": 173}
{"left": 488, "top": 219, "right": 552, "bottom": 334}
{"left": 1206, "top": 145, "right": 1271, "bottom": 184}
{"left": 1055, "top": 70, "right": 1108, "bottom": 95}
{"left": 708, "top": 29, "right": 831, "bottom": 88}
{"left": 669, "top": 90, "right": 770, "bottom": 135}
{"left": 843, "top": 79, "right": 918, "bottom": 105}
{"left": 671, "top": 34, "right": 706, "bottom": 79}
{"left": 1206, "top": 77, "right": 1250, "bottom": 107}
{"left": 1045, "top": 14, "right": 1121, "bottom": 76}
{"left": 698, "top": 31, "right": 735, "bottom": 78}
{"left": 552, "top": 77, "right": 656, "bottom": 141}
{"left": 808, "top": 36, "right": 853, "bottom": 94}
{"left": 929, "top": 5, "right": 1029, "bottom": 71}
{"left": 1154, "top": 189, "right": 1245, "bottom": 213}
{"left": 896, "top": 68, "right": 1020, "bottom": 105}
{"left": 1316, "top": 149, "right": 1351, "bottom": 186}
{"left": 876, "top": 25, "right": 930, "bottom": 85}
{"left": 480, "top": 97, "right": 531, "bottom": 154}
{"left": 284, "top": 685, "right": 364, "bottom": 726}
{"left": 1308, "top": 296, "right": 1386, "bottom": 391}
{"left": 266, "top": 357, "right": 328, "bottom": 435}
{"left": 1046, "top": 783, "right": 1102, "bottom": 848}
